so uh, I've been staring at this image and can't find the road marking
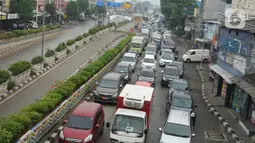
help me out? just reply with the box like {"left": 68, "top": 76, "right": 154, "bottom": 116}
{"left": 0, "top": 33, "right": 116, "bottom": 105}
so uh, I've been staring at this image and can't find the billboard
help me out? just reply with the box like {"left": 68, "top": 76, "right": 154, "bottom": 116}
{"left": 123, "top": 2, "right": 131, "bottom": 9}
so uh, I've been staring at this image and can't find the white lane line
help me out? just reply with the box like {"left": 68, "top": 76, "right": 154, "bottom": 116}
{"left": 0, "top": 33, "right": 114, "bottom": 105}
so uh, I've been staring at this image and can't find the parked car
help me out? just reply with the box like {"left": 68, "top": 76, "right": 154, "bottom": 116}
{"left": 137, "top": 68, "right": 156, "bottom": 87}
{"left": 182, "top": 49, "right": 211, "bottom": 62}
{"left": 121, "top": 52, "right": 138, "bottom": 72}
{"left": 59, "top": 102, "right": 104, "bottom": 143}
{"left": 141, "top": 54, "right": 157, "bottom": 70}
{"left": 158, "top": 110, "right": 195, "bottom": 143}
{"left": 161, "top": 65, "right": 180, "bottom": 86}
{"left": 93, "top": 73, "right": 125, "bottom": 103}
{"left": 159, "top": 53, "right": 175, "bottom": 67}
{"left": 113, "top": 62, "right": 132, "bottom": 83}
{"left": 168, "top": 78, "right": 191, "bottom": 95}
{"left": 167, "top": 61, "right": 185, "bottom": 78}
{"left": 164, "top": 40, "right": 176, "bottom": 52}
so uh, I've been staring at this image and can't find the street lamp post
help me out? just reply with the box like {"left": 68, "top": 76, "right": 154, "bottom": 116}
{"left": 41, "top": 0, "right": 47, "bottom": 56}
{"left": 0, "top": 0, "right": 3, "bottom": 30}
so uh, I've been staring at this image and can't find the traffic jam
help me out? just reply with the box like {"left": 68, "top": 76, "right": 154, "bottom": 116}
{"left": 58, "top": 17, "right": 200, "bottom": 143}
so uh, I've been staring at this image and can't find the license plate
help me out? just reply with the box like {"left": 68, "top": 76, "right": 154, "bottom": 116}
{"left": 102, "top": 97, "right": 108, "bottom": 100}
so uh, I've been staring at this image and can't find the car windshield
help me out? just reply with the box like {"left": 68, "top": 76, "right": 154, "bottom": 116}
{"left": 164, "top": 67, "right": 179, "bottom": 76}
{"left": 140, "top": 70, "right": 154, "bottom": 77}
{"left": 99, "top": 79, "right": 118, "bottom": 88}
{"left": 161, "top": 46, "right": 169, "bottom": 49}
{"left": 112, "top": 115, "right": 145, "bottom": 136}
{"left": 132, "top": 43, "right": 142, "bottom": 48}
{"left": 66, "top": 115, "right": 93, "bottom": 130}
{"left": 162, "top": 54, "right": 174, "bottom": 60}
{"left": 122, "top": 56, "right": 135, "bottom": 62}
{"left": 172, "top": 96, "right": 192, "bottom": 108}
{"left": 186, "top": 51, "right": 192, "bottom": 55}
{"left": 163, "top": 50, "right": 173, "bottom": 55}
{"left": 143, "top": 58, "right": 154, "bottom": 63}
{"left": 114, "top": 65, "right": 129, "bottom": 73}
{"left": 171, "top": 81, "right": 188, "bottom": 90}
{"left": 171, "top": 63, "right": 183, "bottom": 70}
{"left": 163, "top": 123, "right": 190, "bottom": 137}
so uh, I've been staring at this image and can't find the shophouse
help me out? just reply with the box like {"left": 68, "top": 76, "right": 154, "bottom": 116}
{"left": 210, "top": 20, "right": 255, "bottom": 136}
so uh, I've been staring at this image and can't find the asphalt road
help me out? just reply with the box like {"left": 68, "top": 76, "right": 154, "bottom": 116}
{"left": 0, "top": 21, "right": 135, "bottom": 116}
{"left": 0, "top": 18, "right": 108, "bottom": 70}
{"left": 96, "top": 38, "right": 235, "bottom": 143}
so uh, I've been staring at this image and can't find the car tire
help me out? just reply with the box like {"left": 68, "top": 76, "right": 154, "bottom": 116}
{"left": 203, "top": 58, "right": 208, "bottom": 63}
{"left": 186, "top": 59, "right": 191, "bottom": 62}
{"left": 100, "top": 123, "right": 104, "bottom": 135}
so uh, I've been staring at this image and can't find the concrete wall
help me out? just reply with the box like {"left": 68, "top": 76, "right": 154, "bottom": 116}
{"left": 203, "top": 0, "right": 225, "bottom": 21}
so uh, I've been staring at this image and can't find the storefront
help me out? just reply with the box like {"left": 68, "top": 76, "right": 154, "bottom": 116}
{"left": 210, "top": 64, "right": 238, "bottom": 107}
{"left": 232, "top": 86, "right": 249, "bottom": 118}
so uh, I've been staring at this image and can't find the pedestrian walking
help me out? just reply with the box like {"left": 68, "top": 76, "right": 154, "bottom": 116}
{"left": 193, "top": 42, "right": 198, "bottom": 49}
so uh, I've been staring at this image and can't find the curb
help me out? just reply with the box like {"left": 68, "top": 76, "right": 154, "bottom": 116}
{"left": 0, "top": 31, "right": 63, "bottom": 58}
{"left": 196, "top": 65, "right": 243, "bottom": 143}
{"left": 0, "top": 33, "right": 126, "bottom": 103}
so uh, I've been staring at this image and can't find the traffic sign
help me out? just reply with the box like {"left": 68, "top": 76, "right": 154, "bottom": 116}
{"left": 107, "top": 2, "right": 122, "bottom": 8}
{"left": 96, "top": 1, "right": 105, "bottom": 7}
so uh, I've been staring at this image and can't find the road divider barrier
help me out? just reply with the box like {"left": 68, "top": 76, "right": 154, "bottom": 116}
{"left": 0, "top": 22, "right": 131, "bottom": 103}
{"left": 196, "top": 65, "right": 244, "bottom": 143}
{"left": 12, "top": 34, "right": 133, "bottom": 143}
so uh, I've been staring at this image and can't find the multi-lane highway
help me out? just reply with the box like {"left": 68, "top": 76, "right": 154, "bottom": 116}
{"left": 0, "top": 19, "right": 106, "bottom": 69}
{"left": 0, "top": 22, "right": 135, "bottom": 117}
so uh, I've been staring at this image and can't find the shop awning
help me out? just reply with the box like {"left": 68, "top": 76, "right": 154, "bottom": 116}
{"left": 236, "top": 80, "right": 255, "bottom": 98}
{"left": 195, "top": 38, "right": 211, "bottom": 44}
{"left": 210, "top": 64, "right": 240, "bottom": 84}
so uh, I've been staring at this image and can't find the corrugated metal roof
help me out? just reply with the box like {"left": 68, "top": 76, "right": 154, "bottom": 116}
{"left": 236, "top": 73, "right": 255, "bottom": 98}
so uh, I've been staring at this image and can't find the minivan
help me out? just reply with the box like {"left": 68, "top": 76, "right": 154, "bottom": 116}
{"left": 121, "top": 52, "right": 138, "bottom": 72}
{"left": 182, "top": 49, "right": 210, "bottom": 62}
{"left": 59, "top": 102, "right": 104, "bottom": 143}
{"left": 158, "top": 110, "right": 195, "bottom": 143}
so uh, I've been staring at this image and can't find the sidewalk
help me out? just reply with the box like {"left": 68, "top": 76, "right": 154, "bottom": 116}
{"left": 202, "top": 65, "right": 252, "bottom": 143}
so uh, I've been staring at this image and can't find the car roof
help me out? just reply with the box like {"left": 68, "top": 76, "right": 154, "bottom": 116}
{"left": 144, "top": 54, "right": 155, "bottom": 59}
{"left": 172, "top": 90, "right": 191, "bottom": 99}
{"left": 124, "top": 52, "right": 136, "bottom": 57}
{"left": 172, "top": 78, "right": 188, "bottom": 84}
{"left": 167, "top": 109, "right": 190, "bottom": 126}
{"left": 116, "top": 108, "right": 146, "bottom": 118}
{"left": 146, "top": 44, "right": 156, "bottom": 48}
{"left": 117, "top": 62, "right": 130, "bottom": 67}
{"left": 102, "top": 72, "right": 122, "bottom": 80}
{"left": 170, "top": 61, "right": 183, "bottom": 65}
{"left": 165, "top": 65, "right": 178, "bottom": 69}
{"left": 71, "top": 102, "right": 101, "bottom": 117}
{"left": 141, "top": 68, "right": 154, "bottom": 72}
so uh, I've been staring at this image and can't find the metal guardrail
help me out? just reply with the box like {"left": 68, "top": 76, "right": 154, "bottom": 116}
{"left": 17, "top": 35, "right": 129, "bottom": 143}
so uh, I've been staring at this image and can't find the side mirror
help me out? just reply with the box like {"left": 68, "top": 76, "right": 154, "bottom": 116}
{"left": 120, "top": 84, "right": 123, "bottom": 88}
{"left": 155, "top": 76, "right": 157, "bottom": 78}
{"left": 96, "top": 124, "right": 100, "bottom": 128}
{"left": 193, "top": 104, "right": 198, "bottom": 108}
{"left": 158, "top": 128, "right": 162, "bottom": 132}
{"left": 190, "top": 112, "right": 195, "bottom": 117}
{"left": 144, "top": 129, "right": 148, "bottom": 134}
{"left": 96, "top": 82, "right": 99, "bottom": 85}
{"left": 63, "top": 119, "right": 67, "bottom": 124}
{"left": 161, "top": 71, "right": 164, "bottom": 73}
{"left": 137, "top": 74, "right": 139, "bottom": 77}
{"left": 189, "top": 88, "right": 192, "bottom": 91}
{"left": 192, "top": 133, "right": 196, "bottom": 137}
{"left": 106, "top": 122, "right": 110, "bottom": 128}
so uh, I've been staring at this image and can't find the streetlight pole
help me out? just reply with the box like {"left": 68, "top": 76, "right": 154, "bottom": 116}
{"left": 0, "top": 0, "right": 3, "bottom": 30}
{"left": 41, "top": 0, "right": 46, "bottom": 56}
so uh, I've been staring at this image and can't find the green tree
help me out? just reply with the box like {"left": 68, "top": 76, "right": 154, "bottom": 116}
{"left": 10, "top": 0, "right": 35, "bottom": 20}
{"left": 66, "top": 1, "right": 79, "bottom": 20}
{"left": 95, "top": 6, "right": 106, "bottom": 17}
{"left": 160, "top": 0, "right": 195, "bottom": 29}
{"left": 77, "top": 0, "right": 89, "bottom": 13}
{"left": 45, "top": 2, "right": 56, "bottom": 21}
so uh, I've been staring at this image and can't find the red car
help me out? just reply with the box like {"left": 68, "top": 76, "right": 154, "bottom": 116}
{"left": 59, "top": 102, "right": 105, "bottom": 143}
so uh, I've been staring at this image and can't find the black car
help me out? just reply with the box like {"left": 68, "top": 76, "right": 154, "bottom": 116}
{"left": 137, "top": 68, "right": 157, "bottom": 87}
{"left": 168, "top": 79, "right": 192, "bottom": 95}
{"left": 161, "top": 65, "right": 180, "bottom": 86}
{"left": 113, "top": 62, "right": 132, "bottom": 84}
{"left": 166, "top": 90, "right": 197, "bottom": 126}
{"left": 167, "top": 61, "right": 185, "bottom": 78}
{"left": 93, "top": 72, "right": 125, "bottom": 103}
{"left": 164, "top": 40, "right": 176, "bottom": 52}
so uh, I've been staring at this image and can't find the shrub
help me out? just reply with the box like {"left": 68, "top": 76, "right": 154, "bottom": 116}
{"left": 0, "top": 118, "right": 24, "bottom": 142}
{"left": 21, "top": 111, "right": 43, "bottom": 125}
{"left": 8, "top": 61, "right": 32, "bottom": 76}
{"left": 31, "top": 56, "right": 44, "bottom": 65}
{"left": 83, "top": 33, "right": 89, "bottom": 38}
{"left": 8, "top": 113, "right": 32, "bottom": 131}
{"left": 0, "top": 70, "right": 11, "bottom": 85}
{"left": 75, "top": 35, "right": 83, "bottom": 41}
{"left": 45, "top": 49, "right": 55, "bottom": 57}
{"left": 66, "top": 49, "right": 71, "bottom": 55}
{"left": 0, "top": 128, "right": 13, "bottom": 143}
{"left": 7, "top": 81, "right": 15, "bottom": 90}
{"left": 68, "top": 75, "right": 87, "bottom": 89}
{"left": 66, "top": 39, "right": 76, "bottom": 46}
{"left": 55, "top": 42, "right": 66, "bottom": 52}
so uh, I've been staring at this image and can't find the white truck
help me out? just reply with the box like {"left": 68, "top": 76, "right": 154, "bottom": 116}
{"left": 106, "top": 84, "right": 154, "bottom": 143}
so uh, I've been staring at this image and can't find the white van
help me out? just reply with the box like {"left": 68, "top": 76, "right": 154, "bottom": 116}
{"left": 182, "top": 49, "right": 210, "bottom": 62}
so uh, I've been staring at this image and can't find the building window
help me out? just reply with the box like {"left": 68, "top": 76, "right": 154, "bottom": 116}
{"left": 236, "top": 31, "right": 239, "bottom": 36}
{"left": 229, "top": 29, "right": 231, "bottom": 34}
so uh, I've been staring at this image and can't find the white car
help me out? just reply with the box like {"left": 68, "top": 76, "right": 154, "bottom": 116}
{"left": 159, "top": 53, "right": 175, "bottom": 67}
{"left": 141, "top": 54, "right": 157, "bottom": 70}
{"left": 163, "top": 33, "right": 171, "bottom": 40}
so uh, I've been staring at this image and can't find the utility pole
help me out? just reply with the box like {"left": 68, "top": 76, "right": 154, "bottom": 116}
{"left": 59, "top": 0, "right": 62, "bottom": 22}
{"left": 41, "top": 0, "right": 46, "bottom": 57}
{"left": 199, "top": 0, "right": 205, "bottom": 70}
{"left": 36, "top": 0, "right": 39, "bottom": 23}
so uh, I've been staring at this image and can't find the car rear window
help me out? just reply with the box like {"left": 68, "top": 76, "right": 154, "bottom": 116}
{"left": 66, "top": 115, "right": 93, "bottom": 130}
